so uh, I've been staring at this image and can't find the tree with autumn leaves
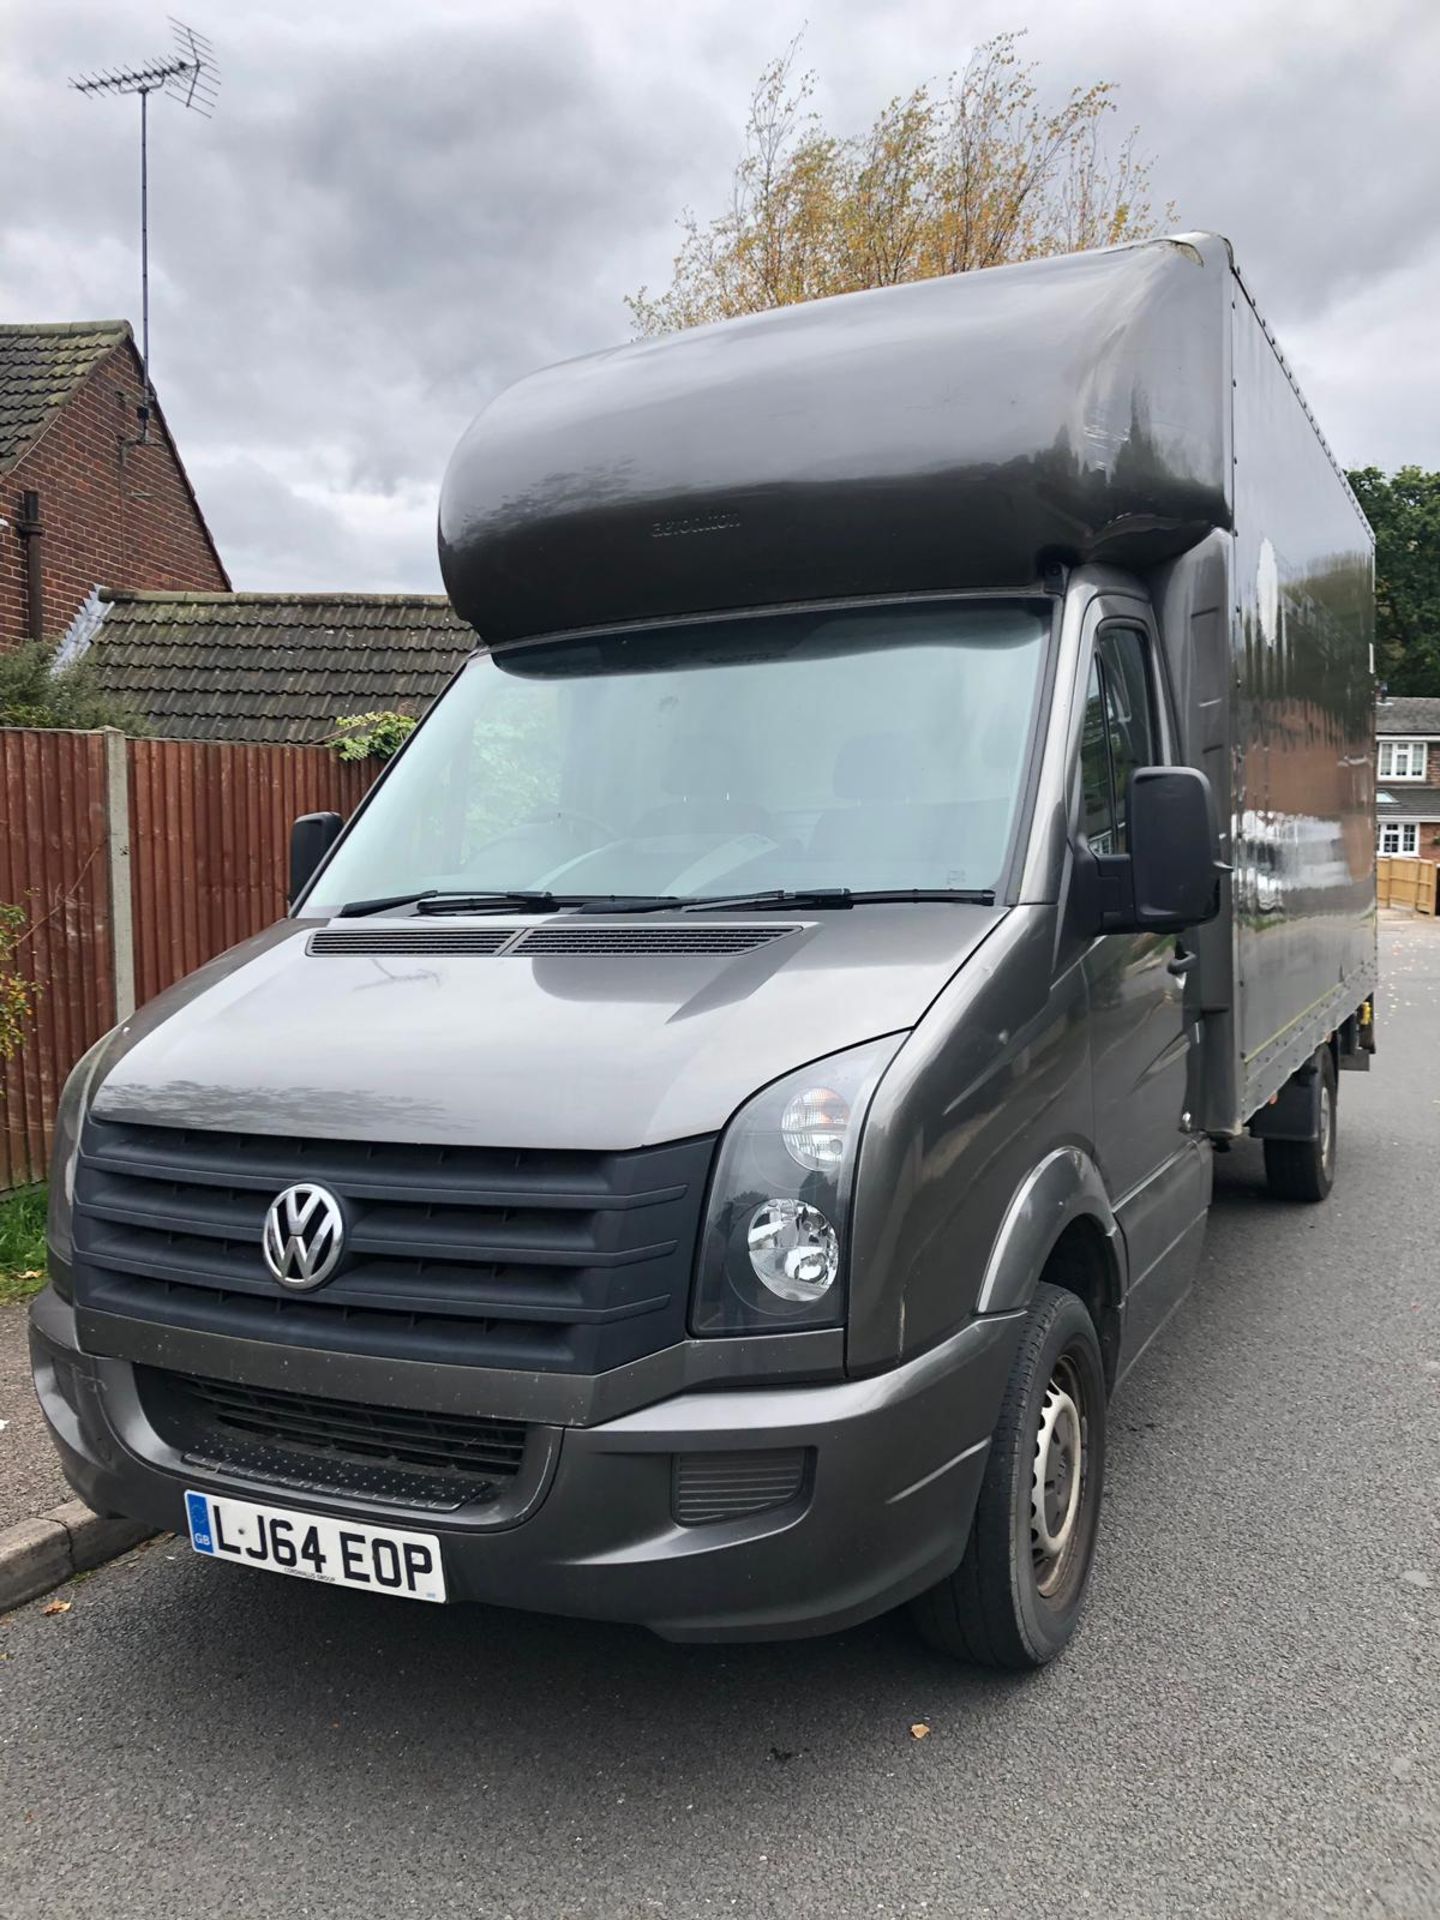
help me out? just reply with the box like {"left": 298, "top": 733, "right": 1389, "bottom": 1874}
{"left": 628, "top": 32, "right": 1170, "bottom": 335}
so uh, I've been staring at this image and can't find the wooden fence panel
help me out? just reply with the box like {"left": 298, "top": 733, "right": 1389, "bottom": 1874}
{"left": 127, "top": 738, "right": 374, "bottom": 1007}
{"left": 0, "top": 729, "right": 116, "bottom": 1193}
{"left": 2, "top": 730, "right": 376, "bottom": 1191}
{"left": 1377, "top": 855, "right": 1438, "bottom": 914}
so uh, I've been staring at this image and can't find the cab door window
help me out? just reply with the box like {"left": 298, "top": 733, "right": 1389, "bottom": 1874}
{"left": 1095, "top": 628, "right": 1161, "bottom": 849}
{"left": 1080, "top": 661, "right": 1118, "bottom": 856}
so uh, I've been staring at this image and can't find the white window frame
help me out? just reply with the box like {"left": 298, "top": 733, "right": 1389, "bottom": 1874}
{"left": 1378, "top": 821, "right": 1420, "bottom": 856}
{"left": 1378, "top": 739, "right": 1428, "bottom": 781}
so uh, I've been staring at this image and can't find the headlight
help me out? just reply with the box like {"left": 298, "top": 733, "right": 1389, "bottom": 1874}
{"left": 780, "top": 1087, "right": 850, "bottom": 1171}
{"left": 691, "top": 1035, "right": 904, "bottom": 1335}
{"left": 746, "top": 1200, "right": 840, "bottom": 1303}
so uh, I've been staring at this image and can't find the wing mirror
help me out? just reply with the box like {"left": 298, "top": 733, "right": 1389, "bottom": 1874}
{"left": 1074, "top": 766, "right": 1224, "bottom": 937}
{"left": 289, "top": 811, "right": 343, "bottom": 908}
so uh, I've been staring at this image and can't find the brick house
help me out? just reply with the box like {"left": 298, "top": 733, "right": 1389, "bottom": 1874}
{"left": 0, "top": 320, "right": 228, "bottom": 652}
{"left": 1375, "top": 695, "right": 1440, "bottom": 862}
{"left": 86, "top": 590, "right": 473, "bottom": 743}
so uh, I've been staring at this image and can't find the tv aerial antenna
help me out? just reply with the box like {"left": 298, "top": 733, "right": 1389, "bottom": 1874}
{"left": 70, "top": 20, "right": 219, "bottom": 429}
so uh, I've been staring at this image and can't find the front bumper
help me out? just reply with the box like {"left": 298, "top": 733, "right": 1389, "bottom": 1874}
{"left": 29, "top": 1289, "right": 1022, "bottom": 1642}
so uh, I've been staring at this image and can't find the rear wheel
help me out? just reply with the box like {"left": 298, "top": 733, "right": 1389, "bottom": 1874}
{"left": 911, "top": 1282, "right": 1106, "bottom": 1669}
{"left": 1263, "top": 1047, "right": 1337, "bottom": 1203}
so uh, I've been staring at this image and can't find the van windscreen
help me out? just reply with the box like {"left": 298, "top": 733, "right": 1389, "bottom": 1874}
{"left": 305, "top": 601, "right": 1050, "bottom": 913}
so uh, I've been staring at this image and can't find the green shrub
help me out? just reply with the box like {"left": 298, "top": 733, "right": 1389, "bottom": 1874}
{"left": 0, "top": 640, "right": 146, "bottom": 732}
{"left": 0, "top": 1184, "right": 46, "bottom": 1305}
{"left": 331, "top": 711, "right": 418, "bottom": 762}
{"left": 0, "top": 902, "right": 34, "bottom": 1069}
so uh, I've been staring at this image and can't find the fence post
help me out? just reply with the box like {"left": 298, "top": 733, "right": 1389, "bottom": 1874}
{"left": 104, "top": 729, "right": 136, "bottom": 1020}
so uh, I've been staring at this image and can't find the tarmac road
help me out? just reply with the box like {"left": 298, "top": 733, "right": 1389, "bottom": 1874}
{"left": 2, "top": 920, "right": 1436, "bottom": 1920}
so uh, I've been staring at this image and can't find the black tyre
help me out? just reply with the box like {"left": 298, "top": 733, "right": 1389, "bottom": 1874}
{"left": 1263, "top": 1047, "right": 1337, "bottom": 1203}
{"left": 911, "top": 1282, "right": 1107, "bottom": 1669}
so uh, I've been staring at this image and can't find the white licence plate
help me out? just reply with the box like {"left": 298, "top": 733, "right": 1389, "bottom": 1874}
{"left": 184, "top": 1490, "right": 446, "bottom": 1602}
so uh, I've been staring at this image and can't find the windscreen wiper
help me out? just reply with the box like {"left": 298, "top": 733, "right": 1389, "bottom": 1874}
{"left": 415, "top": 890, "right": 561, "bottom": 915}
{"left": 678, "top": 887, "right": 996, "bottom": 913}
{"left": 418, "top": 892, "right": 687, "bottom": 916}
{"left": 336, "top": 888, "right": 441, "bottom": 918}
{"left": 336, "top": 888, "right": 562, "bottom": 918}
{"left": 680, "top": 888, "right": 855, "bottom": 912}
{"left": 338, "top": 885, "right": 996, "bottom": 919}
{"left": 572, "top": 895, "right": 682, "bottom": 914}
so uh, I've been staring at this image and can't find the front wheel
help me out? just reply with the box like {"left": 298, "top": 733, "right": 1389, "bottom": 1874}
{"left": 911, "top": 1282, "right": 1107, "bottom": 1669}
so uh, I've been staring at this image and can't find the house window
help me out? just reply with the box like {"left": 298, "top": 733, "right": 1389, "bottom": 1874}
{"left": 1378, "top": 739, "right": 1428, "bottom": 780}
{"left": 1379, "top": 821, "right": 1420, "bottom": 856}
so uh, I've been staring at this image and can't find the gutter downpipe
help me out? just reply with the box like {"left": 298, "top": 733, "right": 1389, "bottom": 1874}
{"left": 17, "top": 488, "right": 45, "bottom": 642}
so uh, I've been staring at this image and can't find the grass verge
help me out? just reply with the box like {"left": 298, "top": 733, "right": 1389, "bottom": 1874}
{"left": 0, "top": 1184, "right": 46, "bottom": 1305}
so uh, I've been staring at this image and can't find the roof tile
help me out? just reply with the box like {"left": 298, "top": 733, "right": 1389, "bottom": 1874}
{"left": 1376, "top": 696, "right": 1440, "bottom": 736}
{"left": 91, "top": 590, "right": 475, "bottom": 744}
{"left": 0, "top": 320, "right": 131, "bottom": 471}
{"left": 1376, "top": 785, "right": 1440, "bottom": 816}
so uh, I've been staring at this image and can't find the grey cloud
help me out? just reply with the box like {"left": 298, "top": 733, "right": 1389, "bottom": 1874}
{"left": 181, "top": 454, "right": 430, "bottom": 592}
{"left": 2, "top": 2, "right": 744, "bottom": 586}
{"left": 810, "top": 0, "right": 1440, "bottom": 317}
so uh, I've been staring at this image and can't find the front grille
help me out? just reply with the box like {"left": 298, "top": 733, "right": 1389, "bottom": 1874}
{"left": 672, "top": 1449, "right": 811, "bottom": 1525}
{"left": 138, "top": 1367, "right": 527, "bottom": 1512}
{"left": 74, "top": 1120, "right": 714, "bottom": 1374}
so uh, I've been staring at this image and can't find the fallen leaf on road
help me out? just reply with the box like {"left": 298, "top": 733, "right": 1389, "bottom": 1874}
{"left": 909, "top": 1722, "right": 931, "bottom": 1740}
{"left": 41, "top": 1600, "right": 71, "bottom": 1617}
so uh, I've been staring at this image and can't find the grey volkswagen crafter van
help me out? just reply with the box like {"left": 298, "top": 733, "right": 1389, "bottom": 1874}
{"left": 31, "top": 234, "right": 1376, "bottom": 1666}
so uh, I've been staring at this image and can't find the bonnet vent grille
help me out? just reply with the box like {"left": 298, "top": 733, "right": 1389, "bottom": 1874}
{"left": 509, "top": 925, "right": 797, "bottom": 957}
{"left": 308, "top": 927, "right": 512, "bottom": 956}
{"left": 308, "top": 923, "right": 800, "bottom": 958}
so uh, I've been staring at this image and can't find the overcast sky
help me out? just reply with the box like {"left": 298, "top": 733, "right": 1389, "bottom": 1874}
{"left": 3, "top": 0, "right": 1437, "bottom": 591}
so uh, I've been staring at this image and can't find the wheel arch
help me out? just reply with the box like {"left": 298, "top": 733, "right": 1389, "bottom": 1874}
{"left": 975, "top": 1148, "right": 1126, "bottom": 1388}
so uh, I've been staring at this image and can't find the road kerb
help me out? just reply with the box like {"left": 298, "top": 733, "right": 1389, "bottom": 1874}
{"left": 0, "top": 1502, "right": 153, "bottom": 1611}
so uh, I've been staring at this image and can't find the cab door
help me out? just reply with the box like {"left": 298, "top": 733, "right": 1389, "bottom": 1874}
{"left": 1078, "top": 615, "right": 1209, "bottom": 1367}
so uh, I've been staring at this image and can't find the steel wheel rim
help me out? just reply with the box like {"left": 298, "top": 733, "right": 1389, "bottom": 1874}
{"left": 1031, "top": 1353, "right": 1089, "bottom": 1599}
{"left": 1319, "top": 1078, "right": 1335, "bottom": 1179}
